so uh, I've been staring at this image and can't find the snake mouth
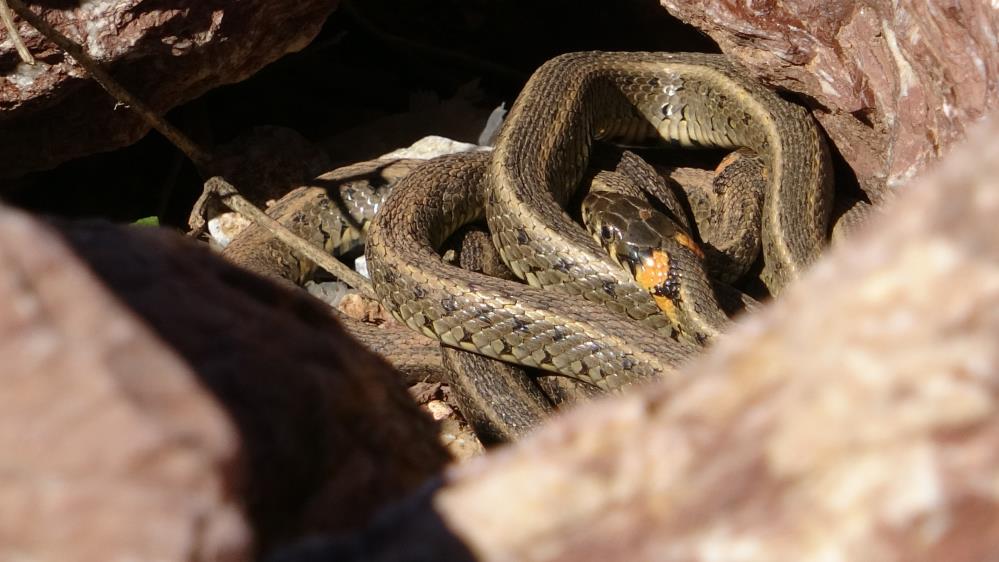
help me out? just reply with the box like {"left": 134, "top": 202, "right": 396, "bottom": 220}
{"left": 588, "top": 229, "right": 657, "bottom": 284}
{"left": 609, "top": 243, "right": 655, "bottom": 279}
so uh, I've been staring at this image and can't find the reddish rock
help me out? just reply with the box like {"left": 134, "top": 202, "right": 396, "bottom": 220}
{"left": 660, "top": 0, "right": 999, "bottom": 201}
{"left": 0, "top": 207, "right": 447, "bottom": 560}
{"left": 0, "top": 0, "right": 338, "bottom": 177}
{"left": 0, "top": 208, "right": 249, "bottom": 561}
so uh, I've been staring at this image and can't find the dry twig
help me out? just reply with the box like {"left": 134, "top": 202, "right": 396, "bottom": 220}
{"left": 202, "top": 176, "right": 376, "bottom": 297}
{"left": 0, "top": 0, "right": 33, "bottom": 63}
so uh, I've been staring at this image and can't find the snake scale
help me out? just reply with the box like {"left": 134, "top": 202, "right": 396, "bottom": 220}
{"left": 366, "top": 51, "right": 833, "bottom": 393}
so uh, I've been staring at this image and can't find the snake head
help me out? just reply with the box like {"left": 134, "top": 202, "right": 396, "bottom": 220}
{"left": 581, "top": 189, "right": 696, "bottom": 277}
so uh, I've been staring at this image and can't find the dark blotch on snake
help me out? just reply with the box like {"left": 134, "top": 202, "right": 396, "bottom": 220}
{"left": 602, "top": 280, "right": 616, "bottom": 297}
{"left": 440, "top": 296, "right": 458, "bottom": 313}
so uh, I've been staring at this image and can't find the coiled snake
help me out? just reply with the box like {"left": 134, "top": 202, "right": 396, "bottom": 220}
{"left": 222, "top": 51, "right": 834, "bottom": 441}
{"left": 365, "top": 51, "right": 832, "bottom": 395}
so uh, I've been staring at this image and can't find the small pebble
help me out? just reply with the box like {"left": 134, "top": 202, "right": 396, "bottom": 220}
{"left": 207, "top": 212, "right": 252, "bottom": 249}
{"left": 426, "top": 399, "right": 454, "bottom": 421}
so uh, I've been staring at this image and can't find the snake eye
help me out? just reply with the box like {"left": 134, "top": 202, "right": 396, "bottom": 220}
{"left": 600, "top": 224, "right": 614, "bottom": 241}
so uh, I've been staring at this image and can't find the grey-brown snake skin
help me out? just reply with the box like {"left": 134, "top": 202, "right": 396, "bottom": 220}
{"left": 366, "top": 51, "right": 834, "bottom": 393}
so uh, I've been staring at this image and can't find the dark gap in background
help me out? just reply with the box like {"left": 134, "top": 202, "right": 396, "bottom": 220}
{"left": 5, "top": 0, "right": 717, "bottom": 226}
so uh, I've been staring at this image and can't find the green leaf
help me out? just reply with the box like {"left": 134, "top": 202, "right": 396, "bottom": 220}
{"left": 133, "top": 216, "right": 160, "bottom": 227}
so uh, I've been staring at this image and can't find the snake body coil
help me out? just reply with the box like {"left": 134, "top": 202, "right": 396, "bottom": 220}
{"left": 366, "top": 51, "right": 833, "bottom": 391}
{"left": 366, "top": 152, "right": 698, "bottom": 391}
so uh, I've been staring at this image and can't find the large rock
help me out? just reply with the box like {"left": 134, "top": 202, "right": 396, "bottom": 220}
{"left": 0, "top": 209, "right": 447, "bottom": 561}
{"left": 0, "top": 0, "right": 338, "bottom": 177}
{"left": 660, "top": 0, "right": 999, "bottom": 201}
{"left": 273, "top": 114, "right": 999, "bottom": 561}
{"left": 0, "top": 214, "right": 248, "bottom": 561}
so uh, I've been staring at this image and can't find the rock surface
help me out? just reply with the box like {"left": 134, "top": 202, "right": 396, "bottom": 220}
{"left": 0, "top": 209, "right": 448, "bottom": 561}
{"left": 660, "top": 0, "right": 999, "bottom": 201}
{"left": 0, "top": 209, "right": 248, "bottom": 561}
{"left": 273, "top": 114, "right": 999, "bottom": 561}
{"left": 0, "top": 0, "right": 338, "bottom": 178}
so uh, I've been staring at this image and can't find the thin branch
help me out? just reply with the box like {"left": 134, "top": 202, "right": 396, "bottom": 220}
{"left": 0, "top": 0, "right": 33, "bottom": 63}
{"left": 203, "top": 176, "right": 377, "bottom": 298}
